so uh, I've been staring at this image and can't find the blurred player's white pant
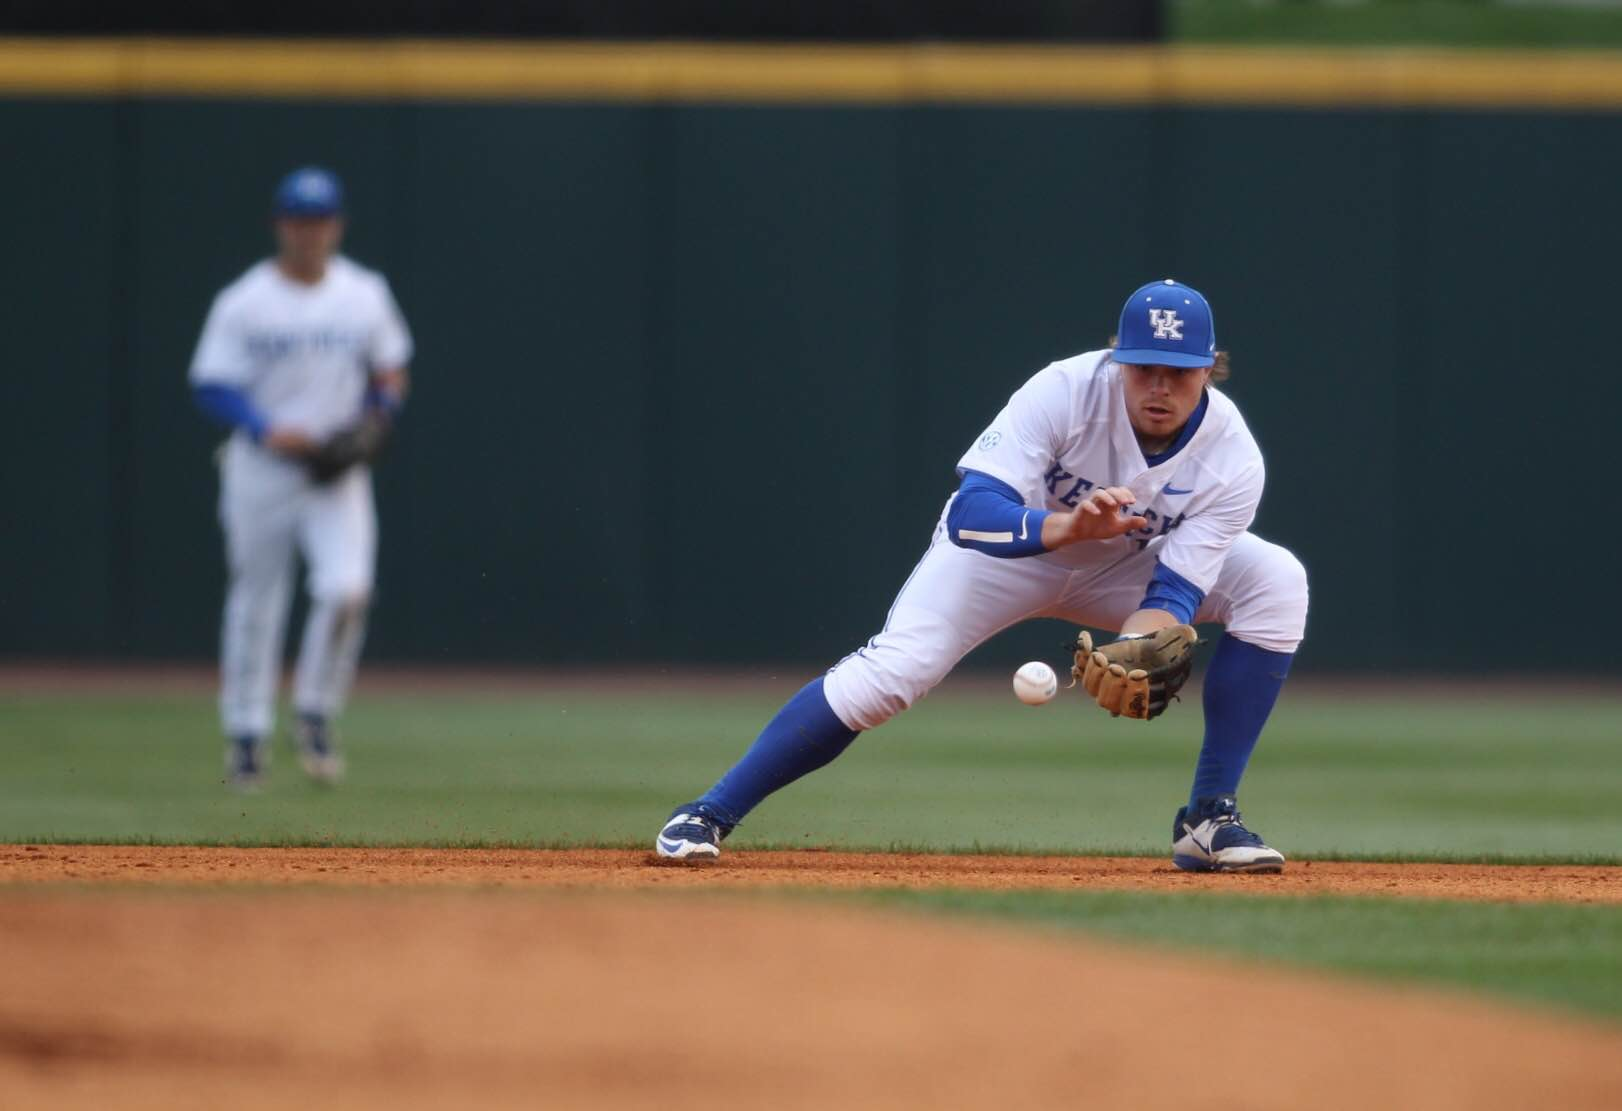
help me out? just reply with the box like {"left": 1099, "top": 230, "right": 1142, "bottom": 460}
{"left": 823, "top": 527, "right": 1309, "bottom": 732}
{"left": 216, "top": 438, "right": 375, "bottom": 738}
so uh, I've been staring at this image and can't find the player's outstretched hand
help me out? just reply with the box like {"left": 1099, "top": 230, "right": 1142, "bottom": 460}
{"left": 1040, "top": 486, "right": 1148, "bottom": 549}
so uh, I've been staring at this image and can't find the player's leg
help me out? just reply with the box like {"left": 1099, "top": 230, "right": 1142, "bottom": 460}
{"left": 1057, "top": 532, "right": 1308, "bottom": 871}
{"left": 1187, "top": 536, "right": 1308, "bottom": 803}
{"left": 217, "top": 441, "right": 303, "bottom": 788}
{"left": 291, "top": 467, "right": 377, "bottom": 784}
{"left": 657, "top": 532, "right": 1069, "bottom": 860}
{"left": 1169, "top": 533, "right": 1307, "bottom": 871}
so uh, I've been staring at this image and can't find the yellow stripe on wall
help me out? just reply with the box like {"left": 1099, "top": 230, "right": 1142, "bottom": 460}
{"left": 3, "top": 38, "right": 1622, "bottom": 108}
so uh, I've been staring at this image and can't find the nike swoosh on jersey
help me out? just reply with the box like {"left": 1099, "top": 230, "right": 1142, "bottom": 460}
{"left": 1018, "top": 510, "right": 1029, "bottom": 540}
{"left": 1163, "top": 485, "right": 1195, "bottom": 496}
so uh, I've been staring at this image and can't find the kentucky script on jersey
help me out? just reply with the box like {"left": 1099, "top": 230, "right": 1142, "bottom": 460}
{"left": 190, "top": 255, "right": 413, "bottom": 441}
{"left": 955, "top": 350, "right": 1265, "bottom": 592}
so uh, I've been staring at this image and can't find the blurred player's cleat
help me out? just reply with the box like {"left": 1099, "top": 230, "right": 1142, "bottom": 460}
{"left": 1172, "top": 794, "right": 1285, "bottom": 873}
{"left": 294, "top": 712, "right": 346, "bottom": 785}
{"left": 226, "top": 735, "right": 266, "bottom": 792}
{"left": 654, "top": 806, "right": 729, "bottom": 861}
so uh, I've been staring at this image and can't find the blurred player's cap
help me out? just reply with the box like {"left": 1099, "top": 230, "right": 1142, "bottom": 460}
{"left": 272, "top": 167, "right": 344, "bottom": 218}
{"left": 1112, "top": 279, "right": 1216, "bottom": 369}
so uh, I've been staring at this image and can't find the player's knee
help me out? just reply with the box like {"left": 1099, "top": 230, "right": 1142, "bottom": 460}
{"left": 1219, "top": 542, "right": 1308, "bottom": 652}
{"left": 832, "top": 664, "right": 935, "bottom": 730}
{"left": 862, "top": 678, "right": 928, "bottom": 726}
{"left": 327, "top": 594, "right": 371, "bottom": 639}
{"left": 312, "top": 584, "right": 371, "bottom": 613}
{"left": 1240, "top": 546, "right": 1308, "bottom": 649}
{"left": 1269, "top": 547, "right": 1309, "bottom": 613}
{"left": 825, "top": 638, "right": 956, "bottom": 731}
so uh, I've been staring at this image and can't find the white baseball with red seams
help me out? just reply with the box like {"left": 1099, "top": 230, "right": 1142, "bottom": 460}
{"left": 1012, "top": 661, "right": 1059, "bottom": 705}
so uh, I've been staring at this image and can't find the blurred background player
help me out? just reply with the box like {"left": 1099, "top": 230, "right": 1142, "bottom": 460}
{"left": 658, "top": 280, "right": 1308, "bottom": 871}
{"left": 189, "top": 167, "right": 413, "bottom": 789}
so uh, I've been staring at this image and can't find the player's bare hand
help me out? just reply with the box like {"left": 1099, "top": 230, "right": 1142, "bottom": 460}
{"left": 1040, "top": 486, "right": 1148, "bottom": 548}
{"left": 263, "top": 428, "right": 317, "bottom": 458}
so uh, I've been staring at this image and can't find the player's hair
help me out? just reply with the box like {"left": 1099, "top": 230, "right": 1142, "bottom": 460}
{"left": 1108, "top": 336, "right": 1231, "bottom": 383}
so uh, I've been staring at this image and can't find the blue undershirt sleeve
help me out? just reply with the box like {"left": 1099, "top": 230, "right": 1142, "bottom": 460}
{"left": 1137, "top": 559, "right": 1206, "bottom": 625}
{"left": 946, "top": 470, "right": 1051, "bottom": 558}
{"left": 192, "top": 383, "right": 269, "bottom": 442}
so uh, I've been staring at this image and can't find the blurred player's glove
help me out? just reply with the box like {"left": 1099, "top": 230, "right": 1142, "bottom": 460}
{"left": 1071, "top": 625, "right": 1199, "bottom": 720}
{"left": 305, "top": 410, "right": 391, "bottom": 484}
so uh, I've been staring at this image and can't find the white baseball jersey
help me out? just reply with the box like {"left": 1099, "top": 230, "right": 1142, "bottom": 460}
{"left": 190, "top": 255, "right": 413, "bottom": 440}
{"left": 956, "top": 349, "right": 1264, "bottom": 593}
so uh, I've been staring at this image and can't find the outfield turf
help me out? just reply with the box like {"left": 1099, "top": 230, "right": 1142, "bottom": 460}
{"left": 858, "top": 888, "right": 1622, "bottom": 1022}
{"left": 1, "top": 679, "right": 1618, "bottom": 861}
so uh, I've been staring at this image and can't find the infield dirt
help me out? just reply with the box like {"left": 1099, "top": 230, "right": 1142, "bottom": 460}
{"left": 3, "top": 844, "right": 1619, "bottom": 902}
{"left": 1, "top": 846, "right": 1621, "bottom": 1110}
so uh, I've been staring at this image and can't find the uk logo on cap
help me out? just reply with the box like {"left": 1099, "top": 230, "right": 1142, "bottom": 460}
{"left": 1113, "top": 279, "right": 1216, "bottom": 368}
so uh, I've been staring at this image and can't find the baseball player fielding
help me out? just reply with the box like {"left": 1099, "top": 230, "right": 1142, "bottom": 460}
{"left": 657, "top": 279, "right": 1306, "bottom": 872}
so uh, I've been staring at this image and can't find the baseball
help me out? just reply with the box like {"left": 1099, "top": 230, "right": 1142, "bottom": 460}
{"left": 1012, "top": 661, "right": 1058, "bottom": 705}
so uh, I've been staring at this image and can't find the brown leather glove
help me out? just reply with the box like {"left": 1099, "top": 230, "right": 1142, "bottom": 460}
{"left": 305, "top": 410, "right": 391, "bottom": 484}
{"left": 1071, "top": 625, "right": 1199, "bottom": 720}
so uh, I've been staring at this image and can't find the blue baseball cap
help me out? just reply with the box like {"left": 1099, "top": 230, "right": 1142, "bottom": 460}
{"left": 1113, "top": 279, "right": 1216, "bottom": 368}
{"left": 272, "top": 166, "right": 344, "bottom": 218}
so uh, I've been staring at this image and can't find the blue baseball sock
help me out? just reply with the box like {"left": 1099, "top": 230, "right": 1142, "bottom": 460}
{"left": 697, "top": 676, "right": 859, "bottom": 828}
{"left": 297, "top": 711, "right": 331, "bottom": 754}
{"left": 230, "top": 734, "right": 262, "bottom": 772}
{"left": 1190, "top": 633, "right": 1294, "bottom": 807}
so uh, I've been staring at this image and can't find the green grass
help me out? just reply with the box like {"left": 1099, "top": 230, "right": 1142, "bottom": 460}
{"left": 0, "top": 681, "right": 1619, "bottom": 860}
{"left": 852, "top": 887, "right": 1622, "bottom": 1022}
{"left": 1171, "top": 0, "right": 1622, "bottom": 49}
{"left": 6, "top": 679, "right": 1620, "bottom": 1025}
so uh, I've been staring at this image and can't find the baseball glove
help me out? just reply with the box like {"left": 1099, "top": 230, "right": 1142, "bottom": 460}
{"left": 1071, "top": 625, "right": 1199, "bottom": 720}
{"left": 305, "top": 410, "right": 391, "bottom": 484}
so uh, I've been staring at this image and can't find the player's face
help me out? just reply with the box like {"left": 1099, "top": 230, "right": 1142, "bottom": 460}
{"left": 274, "top": 215, "right": 344, "bottom": 271}
{"left": 1121, "top": 363, "right": 1211, "bottom": 443}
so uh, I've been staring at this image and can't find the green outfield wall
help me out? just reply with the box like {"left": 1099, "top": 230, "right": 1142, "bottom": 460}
{"left": 3, "top": 42, "right": 1619, "bottom": 672}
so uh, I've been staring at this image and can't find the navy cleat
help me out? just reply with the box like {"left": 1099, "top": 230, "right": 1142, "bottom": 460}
{"left": 226, "top": 735, "right": 266, "bottom": 793}
{"left": 295, "top": 712, "right": 346, "bottom": 785}
{"left": 1172, "top": 795, "right": 1285, "bottom": 874}
{"left": 654, "top": 805, "right": 730, "bottom": 861}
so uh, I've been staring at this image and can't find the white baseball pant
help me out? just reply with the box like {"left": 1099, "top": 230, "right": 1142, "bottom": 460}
{"left": 823, "top": 528, "right": 1308, "bottom": 732}
{"left": 216, "top": 438, "right": 376, "bottom": 738}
